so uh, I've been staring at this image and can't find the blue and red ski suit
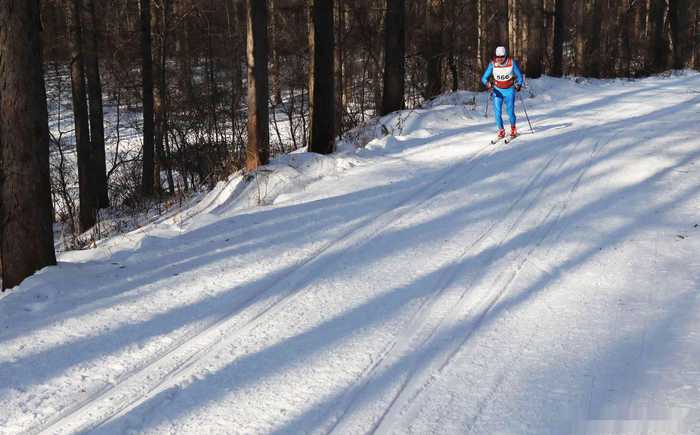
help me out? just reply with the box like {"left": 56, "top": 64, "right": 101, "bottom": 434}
{"left": 481, "top": 58, "right": 524, "bottom": 130}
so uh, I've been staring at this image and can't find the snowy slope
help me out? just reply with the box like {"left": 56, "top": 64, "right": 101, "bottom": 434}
{"left": 1, "top": 72, "right": 700, "bottom": 434}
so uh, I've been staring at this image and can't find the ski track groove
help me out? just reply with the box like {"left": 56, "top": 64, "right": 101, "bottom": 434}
{"left": 322, "top": 131, "right": 586, "bottom": 435}
{"left": 368, "top": 142, "right": 583, "bottom": 435}
{"left": 378, "top": 133, "right": 612, "bottom": 435}
{"left": 462, "top": 134, "right": 612, "bottom": 433}
{"left": 370, "top": 135, "right": 599, "bottom": 433}
{"left": 30, "top": 138, "right": 497, "bottom": 435}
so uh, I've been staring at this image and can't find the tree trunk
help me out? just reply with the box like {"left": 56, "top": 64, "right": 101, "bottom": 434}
{"left": 509, "top": 0, "right": 521, "bottom": 61}
{"left": 0, "top": 0, "right": 57, "bottom": 290}
{"left": 381, "top": 0, "right": 406, "bottom": 115}
{"left": 589, "top": 0, "right": 603, "bottom": 77}
{"left": 692, "top": 0, "right": 699, "bottom": 70}
{"left": 81, "top": 0, "right": 109, "bottom": 208}
{"left": 424, "top": 0, "right": 443, "bottom": 99}
{"left": 618, "top": 0, "right": 632, "bottom": 77}
{"left": 668, "top": 0, "right": 690, "bottom": 69}
{"left": 574, "top": 0, "right": 585, "bottom": 75}
{"left": 495, "top": 0, "right": 508, "bottom": 48}
{"left": 151, "top": 0, "right": 171, "bottom": 195}
{"left": 647, "top": 0, "right": 667, "bottom": 72}
{"left": 334, "top": 0, "right": 345, "bottom": 132}
{"left": 228, "top": 0, "right": 245, "bottom": 157}
{"left": 309, "top": 0, "right": 335, "bottom": 154}
{"left": 552, "top": 0, "right": 565, "bottom": 76}
{"left": 575, "top": 0, "right": 602, "bottom": 77}
{"left": 140, "top": 0, "right": 155, "bottom": 196}
{"left": 175, "top": 0, "right": 194, "bottom": 105}
{"left": 695, "top": 2, "right": 700, "bottom": 70}
{"left": 270, "top": 0, "right": 283, "bottom": 105}
{"left": 245, "top": 0, "right": 270, "bottom": 169}
{"left": 521, "top": 0, "right": 530, "bottom": 67}
{"left": 525, "top": 0, "right": 544, "bottom": 77}
{"left": 66, "top": 0, "right": 96, "bottom": 230}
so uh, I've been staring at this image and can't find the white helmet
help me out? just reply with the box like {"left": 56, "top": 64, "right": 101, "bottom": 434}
{"left": 495, "top": 46, "right": 507, "bottom": 57}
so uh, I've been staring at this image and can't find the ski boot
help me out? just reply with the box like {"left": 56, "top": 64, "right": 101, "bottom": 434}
{"left": 491, "top": 128, "right": 506, "bottom": 144}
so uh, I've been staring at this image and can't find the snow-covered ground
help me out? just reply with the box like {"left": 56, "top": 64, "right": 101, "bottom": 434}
{"left": 2, "top": 72, "right": 700, "bottom": 434}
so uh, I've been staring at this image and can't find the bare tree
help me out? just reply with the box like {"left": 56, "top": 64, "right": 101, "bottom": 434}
{"left": 245, "top": 0, "right": 270, "bottom": 169}
{"left": 0, "top": 0, "right": 57, "bottom": 290}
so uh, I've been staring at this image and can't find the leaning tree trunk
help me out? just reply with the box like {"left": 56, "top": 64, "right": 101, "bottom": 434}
{"left": 0, "top": 0, "right": 57, "bottom": 290}
{"left": 66, "top": 0, "right": 96, "bottom": 231}
{"left": 140, "top": 0, "right": 155, "bottom": 196}
{"left": 81, "top": 0, "right": 109, "bottom": 208}
{"left": 245, "top": 0, "right": 270, "bottom": 169}
{"left": 308, "top": 0, "right": 335, "bottom": 154}
{"left": 381, "top": 0, "right": 406, "bottom": 115}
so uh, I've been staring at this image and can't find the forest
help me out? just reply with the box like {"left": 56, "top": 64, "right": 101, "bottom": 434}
{"left": 1, "top": 0, "right": 699, "bottom": 289}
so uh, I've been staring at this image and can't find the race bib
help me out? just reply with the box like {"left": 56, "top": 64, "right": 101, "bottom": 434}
{"left": 493, "top": 65, "right": 513, "bottom": 82}
{"left": 492, "top": 59, "right": 515, "bottom": 88}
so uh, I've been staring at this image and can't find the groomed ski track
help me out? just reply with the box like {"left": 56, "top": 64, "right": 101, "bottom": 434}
{"left": 2, "top": 73, "right": 700, "bottom": 434}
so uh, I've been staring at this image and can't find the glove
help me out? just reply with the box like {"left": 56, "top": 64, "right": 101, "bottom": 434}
{"left": 485, "top": 82, "right": 492, "bottom": 90}
{"left": 515, "top": 83, "right": 522, "bottom": 92}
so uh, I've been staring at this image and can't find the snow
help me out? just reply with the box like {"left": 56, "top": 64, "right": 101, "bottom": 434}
{"left": 2, "top": 72, "right": 700, "bottom": 434}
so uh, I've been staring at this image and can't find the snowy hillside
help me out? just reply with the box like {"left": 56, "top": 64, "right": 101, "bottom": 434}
{"left": 1, "top": 72, "right": 699, "bottom": 434}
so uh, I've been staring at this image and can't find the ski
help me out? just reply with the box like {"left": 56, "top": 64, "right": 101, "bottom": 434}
{"left": 504, "top": 135, "right": 518, "bottom": 144}
{"left": 490, "top": 135, "right": 506, "bottom": 145}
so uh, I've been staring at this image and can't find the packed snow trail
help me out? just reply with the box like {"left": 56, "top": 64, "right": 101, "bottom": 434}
{"left": 1, "top": 73, "right": 700, "bottom": 434}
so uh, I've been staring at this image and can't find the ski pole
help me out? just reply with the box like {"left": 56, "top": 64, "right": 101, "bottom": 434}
{"left": 518, "top": 91, "right": 534, "bottom": 133}
{"left": 484, "top": 89, "right": 491, "bottom": 118}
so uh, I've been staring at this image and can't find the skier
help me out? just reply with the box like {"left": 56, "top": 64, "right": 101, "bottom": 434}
{"left": 481, "top": 46, "right": 524, "bottom": 142}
